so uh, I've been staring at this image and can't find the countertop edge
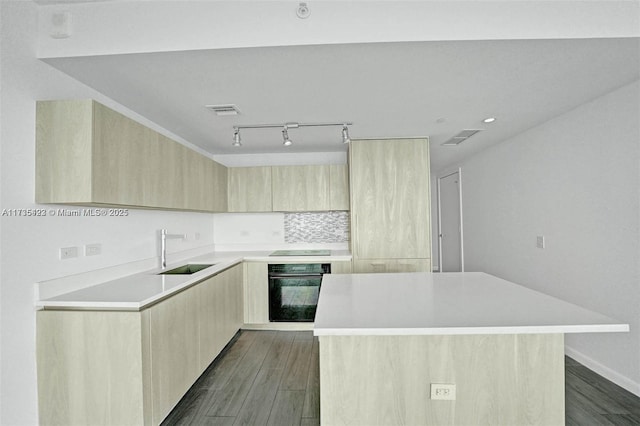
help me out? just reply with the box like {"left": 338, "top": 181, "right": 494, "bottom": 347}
{"left": 313, "top": 324, "right": 630, "bottom": 336}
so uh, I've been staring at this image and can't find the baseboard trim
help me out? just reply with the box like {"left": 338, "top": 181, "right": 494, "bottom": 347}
{"left": 243, "top": 323, "right": 314, "bottom": 331}
{"left": 565, "top": 345, "right": 640, "bottom": 397}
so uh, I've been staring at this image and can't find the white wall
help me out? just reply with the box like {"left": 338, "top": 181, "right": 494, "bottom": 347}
{"left": 36, "top": 1, "right": 640, "bottom": 58}
{"left": 459, "top": 81, "right": 640, "bottom": 394}
{"left": 0, "top": 3, "right": 215, "bottom": 424}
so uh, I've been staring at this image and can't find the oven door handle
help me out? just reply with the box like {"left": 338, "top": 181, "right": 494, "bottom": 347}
{"left": 269, "top": 274, "right": 324, "bottom": 279}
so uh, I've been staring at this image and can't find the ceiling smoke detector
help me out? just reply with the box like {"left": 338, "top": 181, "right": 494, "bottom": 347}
{"left": 296, "top": 2, "right": 310, "bottom": 19}
{"left": 205, "top": 104, "right": 241, "bottom": 116}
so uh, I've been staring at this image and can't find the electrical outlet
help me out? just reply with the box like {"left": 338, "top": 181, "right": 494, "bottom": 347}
{"left": 59, "top": 246, "right": 78, "bottom": 260}
{"left": 85, "top": 243, "right": 102, "bottom": 256}
{"left": 536, "top": 236, "right": 545, "bottom": 249}
{"left": 430, "top": 383, "right": 456, "bottom": 400}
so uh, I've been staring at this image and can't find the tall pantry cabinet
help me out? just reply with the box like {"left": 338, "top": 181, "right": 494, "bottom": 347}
{"left": 349, "top": 138, "right": 432, "bottom": 272}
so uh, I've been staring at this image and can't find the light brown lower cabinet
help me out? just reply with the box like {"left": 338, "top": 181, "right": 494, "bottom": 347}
{"left": 243, "top": 262, "right": 269, "bottom": 324}
{"left": 36, "top": 264, "right": 243, "bottom": 426}
{"left": 352, "top": 258, "right": 431, "bottom": 273}
{"left": 148, "top": 285, "right": 200, "bottom": 423}
{"left": 330, "top": 261, "right": 352, "bottom": 274}
{"left": 319, "top": 333, "right": 564, "bottom": 425}
{"left": 197, "top": 263, "right": 243, "bottom": 370}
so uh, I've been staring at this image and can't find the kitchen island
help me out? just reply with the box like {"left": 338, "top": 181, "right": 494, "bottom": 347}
{"left": 313, "top": 272, "right": 628, "bottom": 426}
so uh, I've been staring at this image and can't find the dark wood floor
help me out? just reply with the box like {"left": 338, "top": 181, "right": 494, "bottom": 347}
{"left": 565, "top": 357, "right": 640, "bottom": 425}
{"left": 162, "top": 330, "right": 640, "bottom": 426}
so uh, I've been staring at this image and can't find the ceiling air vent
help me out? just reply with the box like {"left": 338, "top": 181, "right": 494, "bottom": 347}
{"left": 441, "top": 129, "right": 483, "bottom": 146}
{"left": 205, "top": 104, "right": 241, "bottom": 116}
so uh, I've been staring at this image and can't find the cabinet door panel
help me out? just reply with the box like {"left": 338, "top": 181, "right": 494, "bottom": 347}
{"left": 221, "top": 264, "right": 243, "bottom": 341}
{"left": 197, "top": 276, "right": 219, "bottom": 371}
{"left": 182, "top": 148, "right": 206, "bottom": 211}
{"left": 212, "top": 160, "right": 228, "bottom": 212}
{"left": 330, "top": 261, "right": 353, "bottom": 274}
{"left": 329, "top": 164, "right": 350, "bottom": 211}
{"left": 149, "top": 287, "right": 200, "bottom": 423}
{"left": 36, "top": 100, "right": 94, "bottom": 203}
{"left": 216, "top": 265, "right": 237, "bottom": 346}
{"left": 232, "top": 264, "right": 244, "bottom": 330}
{"left": 156, "top": 135, "right": 185, "bottom": 209}
{"left": 272, "top": 165, "right": 330, "bottom": 211}
{"left": 93, "top": 103, "right": 153, "bottom": 206}
{"left": 350, "top": 139, "right": 430, "bottom": 259}
{"left": 353, "top": 259, "right": 431, "bottom": 273}
{"left": 243, "top": 262, "right": 269, "bottom": 324}
{"left": 139, "top": 132, "right": 163, "bottom": 208}
{"left": 228, "top": 167, "right": 273, "bottom": 212}
{"left": 36, "top": 311, "right": 146, "bottom": 425}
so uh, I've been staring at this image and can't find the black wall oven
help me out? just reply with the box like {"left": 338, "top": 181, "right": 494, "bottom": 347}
{"left": 268, "top": 263, "right": 331, "bottom": 322}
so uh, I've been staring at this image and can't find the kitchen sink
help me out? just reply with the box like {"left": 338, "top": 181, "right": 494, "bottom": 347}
{"left": 158, "top": 264, "right": 215, "bottom": 275}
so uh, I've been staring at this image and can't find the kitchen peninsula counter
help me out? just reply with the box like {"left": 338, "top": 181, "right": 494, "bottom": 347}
{"left": 313, "top": 272, "right": 628, "bottom": 426}
{"left": 36, "top": 249, "right": 351, "bottom": 311}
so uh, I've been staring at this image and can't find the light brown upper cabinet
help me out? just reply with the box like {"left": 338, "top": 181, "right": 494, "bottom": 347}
{"left": 227, "top": 164, "right": 349, "bottom": 213}
{"left": 211, "top": 160, "right": 228, "bottom": 213}
{"left": 329, "top": 164, "right": 350, "bottom": 211}
{"left": 271, "top": 165, "right": 331, "bottom": 211}
{"left": 227, "top": 166, "right": 273, "bottom": 212}
{"left": 349, "top": 138, "right": 431, "bottom": 270}
{"left": 36, "top": 99, "right": 227, "bottom": 212}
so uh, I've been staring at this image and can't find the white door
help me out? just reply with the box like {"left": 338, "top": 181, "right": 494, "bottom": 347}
{"left": 438, "top": 170, "right": 463, "bottom": 272}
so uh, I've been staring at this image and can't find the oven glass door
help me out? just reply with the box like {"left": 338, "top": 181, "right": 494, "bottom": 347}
{"left": 269, "top": 275, "right": 322, "bottom": 322}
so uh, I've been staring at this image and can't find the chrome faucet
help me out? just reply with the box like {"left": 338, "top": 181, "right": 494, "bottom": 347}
{"left": 160, "top": 229, "right": 186, "bottom": 269}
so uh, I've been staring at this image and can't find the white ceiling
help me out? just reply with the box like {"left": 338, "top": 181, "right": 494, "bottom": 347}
{"left": 41, "top": 14, "right": 639, "bottom": 171}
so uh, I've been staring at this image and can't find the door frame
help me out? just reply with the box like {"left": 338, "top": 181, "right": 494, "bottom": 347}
{"left": 437, "top": 167, "right": 464, "bottom": 272}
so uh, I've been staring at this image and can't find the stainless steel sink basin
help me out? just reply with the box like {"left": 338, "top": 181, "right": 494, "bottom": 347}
{"left": 158, "top": 264, "right": 214, "bottom": 275}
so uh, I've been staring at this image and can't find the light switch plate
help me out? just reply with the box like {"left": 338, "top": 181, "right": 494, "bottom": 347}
{"left": 536, "top": 236, "right": 545, "bottom": 249}
{"left": 430, "top": 383, "right": 456, "bottom": 400}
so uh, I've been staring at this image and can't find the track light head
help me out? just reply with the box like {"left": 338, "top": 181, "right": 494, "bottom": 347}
{"left": 232, "top": 129, "right": 242, "bottom": 147}
{"left": 282, "top": 126, "right": 293, "bottom": 146}
{"left": 341, "top": 125, "right": 351, "bottom": 144}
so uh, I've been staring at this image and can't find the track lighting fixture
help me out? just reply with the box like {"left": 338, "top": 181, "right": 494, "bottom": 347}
{"left": 282, "top": 126, "right": 293, "bottom": 146}
{"left": 232, "top": 129, "right": 242, "bottom": 147}
{"left": 341, "top": 124, "right": 351, "bottom": 144}
{"left": 231, "top": 121, "right": 353, "bottom": 147}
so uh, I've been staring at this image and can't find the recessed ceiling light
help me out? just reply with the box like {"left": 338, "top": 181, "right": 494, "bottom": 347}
{"left": 482, "top": 117, "right": 496, "bottom": 123}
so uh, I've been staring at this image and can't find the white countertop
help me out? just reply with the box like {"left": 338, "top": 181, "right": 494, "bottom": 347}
{"left": 313, "top": 272, "right": 629, "bottom": 336}
{"left": 37, "top": 250, "right": 351, "bottom": 311}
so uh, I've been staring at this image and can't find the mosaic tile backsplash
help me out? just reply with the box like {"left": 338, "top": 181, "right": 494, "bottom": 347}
{"left": 284, "top": 211, "right": 350, "bottom": 243}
